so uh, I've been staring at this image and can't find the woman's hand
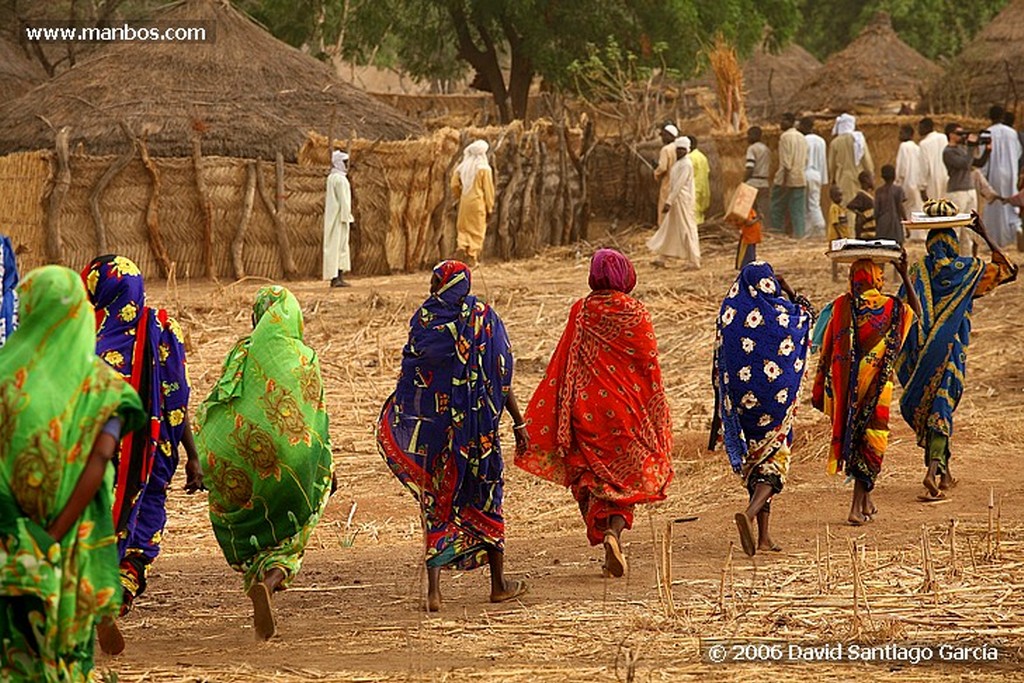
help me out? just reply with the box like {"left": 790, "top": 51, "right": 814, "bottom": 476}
{"left": 513, "top": 425, "right": 529, "bottom": 457}
{"left": 184, "top": 457, "right": 206, "bottom": 494}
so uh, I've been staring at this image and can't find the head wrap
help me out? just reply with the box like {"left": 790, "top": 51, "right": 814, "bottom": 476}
{"left": 832, "top": 113, "right": 866, "bottom": 165}
{"left": 330, "top": 150, "right": 348, "bottom": 176}
{"left": 588, "top": 248, "right": 637, "bottom": 293}
{"left": 663, "top": 123, "right": 679, "bottom": 137}
{"left": 456, "top": 140, "right": 491, "bottom": 197}
{"left": 432, "top": 260, "right": 472, "bottom": 305}
{"left": 0, "top": 234, "right": 18, "bottom": 347}
{"left": 675, "top": 136, "right": 691, "bottom": 150}
{"left": 849, "top": 258, "right": 884, "bottom": 297}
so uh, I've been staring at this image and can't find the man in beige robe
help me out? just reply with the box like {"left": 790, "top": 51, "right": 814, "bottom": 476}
{"left": 452, "top": 139, "right": 495, "bottom": 265}
{"left": 828, "top": 113, "right": 875, "bottom": 226}
{"left": 648, "top": 136, "right": 700, "bottom": 269}
{"left": 653, "top": 123, "right": 679, "bottom": 217}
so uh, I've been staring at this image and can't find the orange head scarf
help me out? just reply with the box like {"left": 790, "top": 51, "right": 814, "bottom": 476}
{"left": 849, "top": 258, "right": 883, "bottom": 297}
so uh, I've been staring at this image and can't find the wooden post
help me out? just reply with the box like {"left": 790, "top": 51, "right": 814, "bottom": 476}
{"left": 137, "top": 134, "right": 172, "bottom": 277}
{"left": 255, "top": 157, "right": 297, "bottom": 280}
{"left": 89, "top": 122, "right": 135, "bottom": 255}
{"left": 45, "top": 126, "right": 71, "bottom": 264}
{"left": 191, "top": 135, "right": 216, "bottom": 280}
{"left": 231, "top": 161, "right": 257, "bottom": 279}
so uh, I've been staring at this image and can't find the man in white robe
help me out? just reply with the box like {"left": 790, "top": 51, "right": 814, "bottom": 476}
{"left": 323, "top": 150, "right": 353, "bottom": 286}
{"left": 918, "top": 117, "right": 949, "bottom": 203}
{"left": 653, "top": 123, "right": 679, "bottom": 217}
{"left": 983, "top": 105, "right": 1023, "bottom": 247}
{"left": 895, "top": 124, "right": 924, "bottom": 240}
{"left": 648, "top": 136, "right": 700, "bottom": 269}
{"left": 799, "top": 116, "right": 828, "bottom": 237}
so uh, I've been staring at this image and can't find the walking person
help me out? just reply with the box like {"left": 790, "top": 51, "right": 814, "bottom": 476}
{"left": 895, "top": 124, "right": 925, "bottom": 217}
{"left": 769, "top": 112, "right": 809, "bottom": 238}
{"left": 918, "top": 117, "right": 949, "bottom": 203}
{"left": 0, "top": 266, "right": 143, "bottom": 681}
{"left": 653, "top": 123, "right": 680, "bottom": 216}
{"left": 195, "top": 286, "right": 335, "bottom": 640}
{"left": 897, "top": 212, "right": 1017, "bottom": 501}
{"left": 813, "top": 255, "right": 920, "bottom": 525}
{"left": 452, "top": 140, "right": 496, "bottom": 266}
{"left": 82, "top": 255, "right": 204, "bottom": 654}
{"left": 377, "top": 261, "right": 527, "bottom": 611}
{"left": 323, "top": 150, "right": 353, "bottom": 287}
{"left": 712, "top": 262, "right": 815, "bottom": 556}
{"left": 518, "top": 249, "right": 673, "bottom": 576}
{"left": 649, "top": 136, "right": 701, "bottom": 269}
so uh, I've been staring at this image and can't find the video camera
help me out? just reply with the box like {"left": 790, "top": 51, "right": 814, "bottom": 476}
{"left": 964, "top": 130, "right": 993, "bottom": 146}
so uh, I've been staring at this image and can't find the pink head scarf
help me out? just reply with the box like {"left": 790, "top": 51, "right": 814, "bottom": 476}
{"left": 589, "top": 248, "right": 637, "bottom": 293}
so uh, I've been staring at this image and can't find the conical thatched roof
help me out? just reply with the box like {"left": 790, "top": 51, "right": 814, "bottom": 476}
{"left": 787, "top": 12, "right": 941, "bottom": 115}
{"left": 926, "top": 0, "right": 1024, "bottom": 115}
{"left": 0, "top": 0, "right": 422, "bottom": 160}
{"left": 743, "top": 44, "right": 822, "bottom": 118}
{"left": 0, "top": 33, "right": 46, "bottom": 102}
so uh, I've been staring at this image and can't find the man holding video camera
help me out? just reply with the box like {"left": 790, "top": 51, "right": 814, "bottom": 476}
{"left": 943, "top": 123, "right": 991, "bottom": 256}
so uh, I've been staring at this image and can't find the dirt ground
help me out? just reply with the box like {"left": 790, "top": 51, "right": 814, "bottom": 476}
{"left": 98, "top": 224, "right": 1024, "bottom": 682}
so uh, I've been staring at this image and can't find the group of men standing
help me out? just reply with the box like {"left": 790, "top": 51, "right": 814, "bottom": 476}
{"left": 743, "top": 108, "right": 1023, "bottom": 253}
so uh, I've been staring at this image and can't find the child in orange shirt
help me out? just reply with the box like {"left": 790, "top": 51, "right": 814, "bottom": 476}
{"left": 731, "top": 208, "right": 763, "bottom": 269}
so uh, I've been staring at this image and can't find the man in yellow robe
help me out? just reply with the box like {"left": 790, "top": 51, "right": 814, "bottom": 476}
{"left": 451, "top": 139, "right": 495, "bottom": 265}
{"left": 688, "top": 136, "right": 711, "bottom": 224}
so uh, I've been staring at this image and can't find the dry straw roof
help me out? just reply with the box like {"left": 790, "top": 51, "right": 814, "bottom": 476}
{"left": 0, "top": 0, "right": 422, "bottom": 160}
{"left": 787, "top": 12, "right": 942, "bottom": 115}
{"left": 743, "top": 44, "right": 822, "bottom": 117}
{"left": 929, "top": 0, "right": 1024, "bottom": 114}
{"left": 0, "top": 33, "right": 46, "bottom": 102}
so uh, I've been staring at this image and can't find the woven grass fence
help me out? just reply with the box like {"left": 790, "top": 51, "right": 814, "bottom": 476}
{"left": 0, "top": 119, "right": 591, "bottom": 280}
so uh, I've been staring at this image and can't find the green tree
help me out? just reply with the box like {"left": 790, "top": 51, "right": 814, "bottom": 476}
{"left": 247, "top": 0, "right": 801, "bottom": 122}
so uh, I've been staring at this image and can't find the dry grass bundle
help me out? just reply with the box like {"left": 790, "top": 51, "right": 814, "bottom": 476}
{"left": 0, "top": 32, "right": 45, "bottom": 102}
{"left": 0, "top": 0, "right": 421, "bottom": 162}
{"left": 704, "top": 35, "right": 749, "bottom": 133}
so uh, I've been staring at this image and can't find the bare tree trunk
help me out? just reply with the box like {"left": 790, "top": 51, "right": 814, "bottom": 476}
{"left": 256, "top": 157, "right": 298, "bottom": 280}
{"left": 45, "top": 126, "right": 71, "bottom": 264}
{"left": 191, "top": 135, "right": 216, "bottom": 280}
{"left": 89, "top": 122, "right": 135, "bottom": 255}
{"left": 138, "top": 135, "right": 172, "bottom": 277}
{"left": 231, "top": 161, "right": 257, "bottom": 279}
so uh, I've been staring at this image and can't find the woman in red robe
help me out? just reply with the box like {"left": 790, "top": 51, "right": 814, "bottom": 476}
{"left": 516, "top": 249, "right": 674, "bottom": 577}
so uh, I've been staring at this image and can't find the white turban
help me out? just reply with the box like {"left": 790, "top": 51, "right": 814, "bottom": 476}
{"left": 456, "top": 139, "right": 491, "bottom": 196}
{"left": 674, "top": 135, "right": 691, "bottom": 151}
{"left": 663, "top": 123, "right": 679, "bottom": 137}
{"left": 330, "top": 150, "right": 348, "bottom": 176}
{"left": 832, "top": 113, "right": 866, "bottom": 165}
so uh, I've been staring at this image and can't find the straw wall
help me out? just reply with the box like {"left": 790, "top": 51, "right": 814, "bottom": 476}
{"left": 0, "top": 120, "right": 588, "bottom": 279}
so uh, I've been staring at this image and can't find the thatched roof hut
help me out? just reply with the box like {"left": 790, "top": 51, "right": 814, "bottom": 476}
{"left": 0, "top": 0, "right": 421, "bottom": 160}
{"left": 925, "top": 0, "right": 1024, "bottom": 116}
{"left": 787, "top": 12, "right": 941, "bottom": 115}
{"left": 743, "top": 44, "right": 822, "bottom": 119}
{"left": 0, "top": 33, "right": 46, "bottom": 102}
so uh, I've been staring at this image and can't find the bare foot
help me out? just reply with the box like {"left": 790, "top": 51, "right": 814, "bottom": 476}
{"left": 490, "top": 578, "right": 529, "bottom": 603}
{"left": 427, "top": 587, "right": 441, "bottom": 612}
{"left": 96, "top": 616, "right": 125, "bottom": 656}
{"left": 734, "top": 512, "right": 756, "bottom": 557}
{"left": 757, "top": 539, "right": 783, "bottom": 552}
{"left": 847, "top": 512, "right": 872, "bottom": 526}
{"left": 247, "top": 582, "right": 276, "bottom": 641}
{"left": 602, "top": 532, "right": 627, "bottom": 577}
{"left": 922, "top": 472, "right": 940, "bottom": 497}
{"left": 939, "top": 474, "right": 958, "bottom": 491}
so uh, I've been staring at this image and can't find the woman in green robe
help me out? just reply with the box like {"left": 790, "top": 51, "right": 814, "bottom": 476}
{"left": 195, "top": 286, "right": 333, "bottom": 641}
{"left": 0, "top": 266, "right": 143, "bottom": 682}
